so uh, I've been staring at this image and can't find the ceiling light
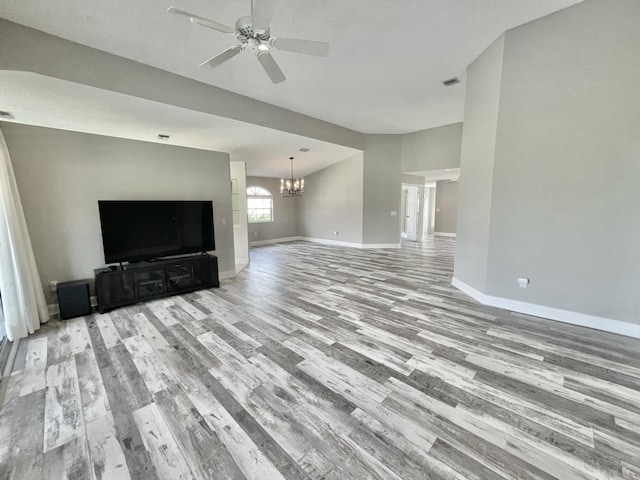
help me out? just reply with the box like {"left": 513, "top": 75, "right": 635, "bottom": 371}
{"left": 280, "top": 157, "right": 304, "bottom": 197}
{"left": 158, "top": 134, "right": 170, "bottom": 140}
{"left": 442, "top": 77, "right": 460, "bottom": 87}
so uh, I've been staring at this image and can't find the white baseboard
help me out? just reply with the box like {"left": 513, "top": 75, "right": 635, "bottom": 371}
{"left": 361, "top": 243, "right": 401, "bottom": 249}
{"left": 219, "top": 269, "right": 237, "bottom": 280}
{"left": 249, "top": 236, "right": 301, "bottom": 247}
{"left": 300, "top": 236, "right": 363, "bottom": 248}
{"left": 301, "top": 237, "right": 400, "bottom": 249}
{"left": 451, "top": 277, "right": 640, "bottom": 339}
{"left": 249, "top": 236, "right": 401, "bottom": 249}
{"left": 434, "top": 232, "right": 457, "bottom": 237}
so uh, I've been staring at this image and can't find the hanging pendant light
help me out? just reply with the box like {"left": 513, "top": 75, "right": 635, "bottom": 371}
{"left": 280, "top": 156, "right": 304, "bottom": 197}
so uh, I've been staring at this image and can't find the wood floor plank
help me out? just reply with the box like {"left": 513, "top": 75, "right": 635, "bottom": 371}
{"left": 95, "top": 313, "right": 123, "bottom": 349}
{"left": 8, "top": 389, "right": 46, "bottom": 479}
{"left": 42, "top": 435, "right": 93, "bottom": 480}
{"left": 76, "top": 348, "right": 111, "bottom": 423}
{"left": 44, "top": 358, "right": 85, "bottom": 453}
{"left": 86, "top": 413, "right": 131, "bottom": 480}
{"left": 19, "top": 336, "right": 48, "bottom": 396}
{"left": 132, "top": 403, "right": 195, "bottom": 480}
{"left": 2, "top": 237, "right": 639, "bottom": 480}
{"left": 153, "top": 385, "right": 246, "bottom": 479}
{"left": 122, "top": 335, "right": 174, "bottom": 394}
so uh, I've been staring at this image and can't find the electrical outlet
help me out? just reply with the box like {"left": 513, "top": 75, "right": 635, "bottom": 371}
{"left": 517, "top": 277, "right": 529, "bottom": 288}
{"left": 334, "top": 231, "right": 339, "bottom": 236}
{"left": 49, "top": 280, "right": 58, "bottom": 292}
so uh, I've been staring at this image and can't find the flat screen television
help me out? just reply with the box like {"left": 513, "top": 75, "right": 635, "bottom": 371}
{"left": 98, "top": 200, "right": 215, "bottom": 264}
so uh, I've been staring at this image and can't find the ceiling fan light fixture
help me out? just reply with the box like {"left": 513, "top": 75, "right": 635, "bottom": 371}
{"left": 168, "top": 0, "right": 329, "bottom": 84}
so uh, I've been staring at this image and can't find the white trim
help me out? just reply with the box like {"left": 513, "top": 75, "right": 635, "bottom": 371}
{"left": 300, "top": 237, "right": 363, "bottom": 248}
{"left": 235, "top": 262, "right": 249, "bottom": 274}
{"left": 434, "top": 232, "right": 457, "bottom": 237}
{"left": 250, "top": 236, "right": 301, "bottom": 247}
{"left": 451, "top": 277, "right": 640, "bottom": 339}
{"left": 361, "top": 243, "right": 401, "bottom": 249}
{"left": 249, "top": 236, "right": 401, "bottom": 250}
{"left": 219, "top": 269, "right": 237, "bottom": 280}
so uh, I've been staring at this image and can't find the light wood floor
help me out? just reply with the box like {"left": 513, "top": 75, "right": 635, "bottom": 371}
{"left": 1, "top": 237, "right": 640, "bottom": 480}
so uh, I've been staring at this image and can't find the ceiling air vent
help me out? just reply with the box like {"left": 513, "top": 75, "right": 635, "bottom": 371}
{"left": 299, "top": 147, "right": 310, "bottom": 152}
{"left": 442, "top": 77, "right": 460, "bottom": 87}
{"left": 157, "top": 134, "right": 170, "bottom": 140}
{"left": 0, "top": 111, "right": 15, "bottom": 119}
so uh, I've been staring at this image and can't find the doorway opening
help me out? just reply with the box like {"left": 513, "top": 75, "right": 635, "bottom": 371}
{"left": 401, "top": 184, "right": 421, "bottom": 241}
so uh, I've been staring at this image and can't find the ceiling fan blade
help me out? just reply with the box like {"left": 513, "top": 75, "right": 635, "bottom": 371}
{"left": 256, "top": 51, "right": 286, "bottom": 84}
{"left": 270, "top": 37, "right": 330, "bottom": 57}
{"left": 166, "top": 6, "right": 235, "bottom": 34}
{"left": 199, "top": 45, "right": 244, "bottom": 69}
{"left": 251, "top": 0, "right": 280, "bottom": 32}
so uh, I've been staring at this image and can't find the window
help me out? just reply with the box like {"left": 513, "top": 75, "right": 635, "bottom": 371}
{"left": 247, "top": 186, "right": 274, "bottom": 223}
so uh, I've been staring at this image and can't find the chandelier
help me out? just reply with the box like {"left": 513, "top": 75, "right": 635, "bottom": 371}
{"left": 280, "top": 156, "right": 304, "bottom": 197}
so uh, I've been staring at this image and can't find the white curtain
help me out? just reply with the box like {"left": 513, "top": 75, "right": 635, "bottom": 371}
{"left": 0, "top": 127, "right": 49, "bottom": 341}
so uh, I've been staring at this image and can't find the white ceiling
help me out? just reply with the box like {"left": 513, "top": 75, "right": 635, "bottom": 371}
{"left": 0, "top": 72, "right": 360, "bottom": 178}
{"left": 0, "top": 0, "right": 584, "bottom": 175}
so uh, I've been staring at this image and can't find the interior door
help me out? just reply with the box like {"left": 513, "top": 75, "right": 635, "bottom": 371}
{"left": 401, "top": 185, "right": 419, "bottom": 241}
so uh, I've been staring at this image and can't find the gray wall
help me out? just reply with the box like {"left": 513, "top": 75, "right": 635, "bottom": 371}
{"left": 247, "top": 176, "right": 298, "bottom": 243}
{"left": 363, "top": 136, "right": 402, "bottom": 245}
{"left": 401, "top": 123, "right": 463, "bottom": 173}
{"left": 297, "top": 154, "right": 364, "bottom": 244}
{"left": 2, "top": 123, "right": 235, "bottom": 303}
{"left": 434, "top": 181, "right": 459, "bottom": 234}
{"left": 484, "top": 0, "right": 640, "bottom": 323}
{"left": 453, "top": 35, "right": 504, "bottom": 292}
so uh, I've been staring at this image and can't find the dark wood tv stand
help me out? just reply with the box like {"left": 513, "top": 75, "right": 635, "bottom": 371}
{"left": 95, "top": 254, "right": 219, "bottom": 313}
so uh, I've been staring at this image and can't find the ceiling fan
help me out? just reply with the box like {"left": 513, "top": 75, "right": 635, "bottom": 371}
{"left": 167, "top": 0, "right": 330, "bottom": 84}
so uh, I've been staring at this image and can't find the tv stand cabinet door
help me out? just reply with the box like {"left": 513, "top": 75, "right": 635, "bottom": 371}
{"left": 194, "top": 255, "right": 219, "bottom": 288}
{"left": 166, "top": 263, "right": 195, "bottom": 292}
{"left": 96, "top": 272, "right": 135, "bottom": 312}
{"left": 133, "top": 269, "right": 167, "bottom": 298}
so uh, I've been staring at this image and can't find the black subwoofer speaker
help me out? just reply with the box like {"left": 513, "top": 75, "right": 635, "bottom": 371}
{"left": 57, "top": 280, "right": 92, "bottom": 320}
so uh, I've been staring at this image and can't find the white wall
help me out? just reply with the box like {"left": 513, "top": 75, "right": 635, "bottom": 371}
{"left": 485, "top": 0, "right": 640, "bottom": 324}
{"left": 401, "top": 123, "right": 463, "bottom": 173}
{"left": 454, "top": 0, "right": 640, "bottom": 329}
{"left": 2, "top": 123, "right": 235, "bottom": 303}
{"left": 297, "top": 154, "right": 364, "bottom": 244}
{"left": 434, "top": 181, "right": 459, "bottom": 234}
{"left": 363, "top": 136, "right": 402, "bottom": 246}
{"left": 230, "top": 161, "right": 249, "bottom": 268}
{"left": 453, "top": 35, "right": 505, "bottom": 292}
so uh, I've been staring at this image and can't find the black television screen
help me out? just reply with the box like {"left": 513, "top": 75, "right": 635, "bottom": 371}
{"left": 98, "top": 200, "right": 215, "bottom": 263}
